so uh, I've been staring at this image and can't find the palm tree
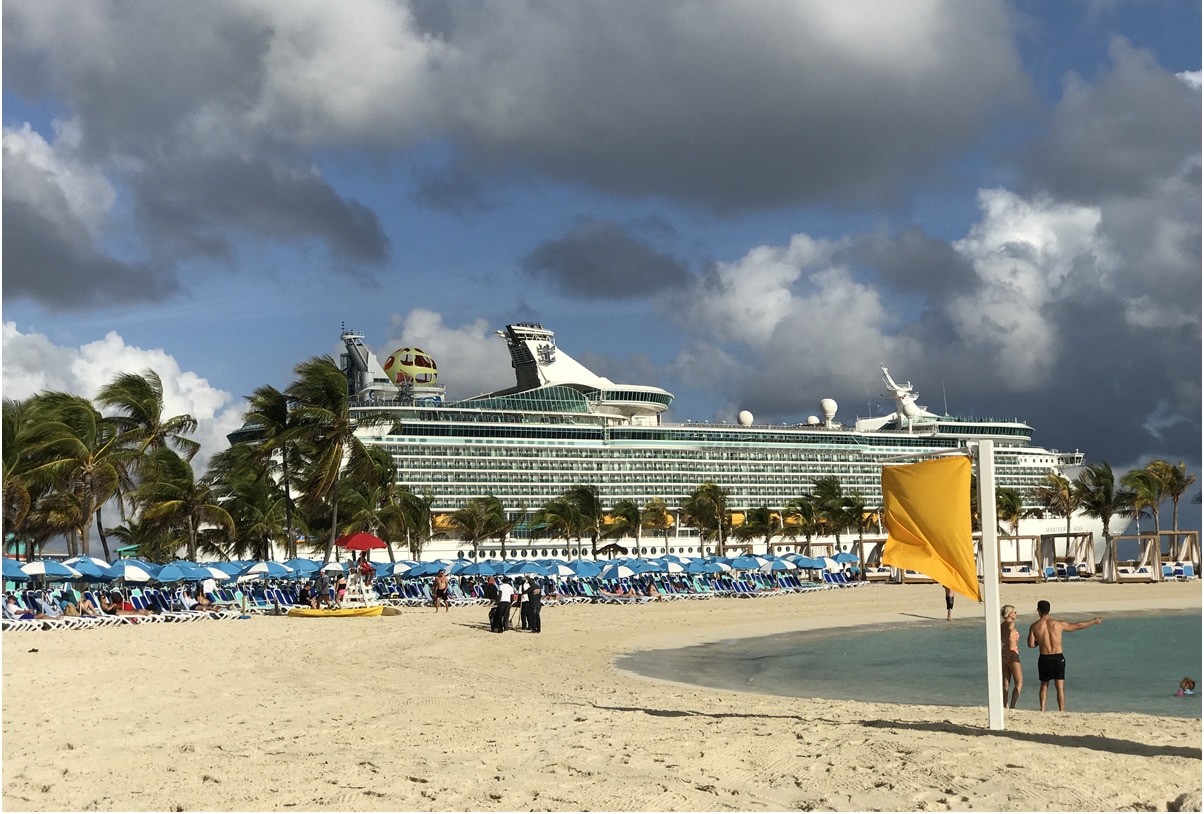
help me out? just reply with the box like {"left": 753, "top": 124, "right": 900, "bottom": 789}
{"left": 3, "top": 399, "right": 36, "bottom": 543}
{"left": 284, "top": 356, "right": 387, "bottom": 564}
{"left": 564, "top": 484, "right": 603, "bottom": 558}
{"left": 207, "top": 443, "right": 291, "bottom": 561}
{"left": 844, "top": 491, "right": 870, "bottom": 579}
{"left": 1030, "top": 472, "right": 1080, "bottom": 564}
{"left": 1121, "top": 467, "right": 1162, "bottom": 538}
{"left": 732, "top": 505, "right": 782, "bottom": 556}
{"left": 243, "top": 384, "right": 307, "bottom": 559}
{"left": 136, "top": 447, "right": 235, "bottom": 561}
{"left": 529, "top": 496, "right": 583, "bottom": 553}
{"left": 682, "top": 481, "right": 730, "bottom": 557}
{"left": 95, "top": 370, "right": 201, "bottom": 460}
{"left": 1074, "top": 462, "right": 1134, "bottom": 582}
{"left": 19, "top": 393, "right": 134, "bottom": 559}
{"left": 604, "top": 499, "right": 642, "bottom": 554}
{"left": 811, "top": 476, "right": 852, "bottom": 551}
{"left": 783, "top": 493, "right": 821, "bottom": 556}
{"left": 382, "top": 487, "right": 433, "bottom": 562}
{"left": 641, "top": 498, "right": 673, "bottom": 555}
{"left": 448, "top": 498, "right": 496, "bottom": 560}
{"left": 996, "top": 487, "right": 1024, "bottom": 536}
{"left": 1147, "top": 460, "right": 1196, "bottom": 535}
{"left": 483, "top": 495, "right": 521, "bottom": 559}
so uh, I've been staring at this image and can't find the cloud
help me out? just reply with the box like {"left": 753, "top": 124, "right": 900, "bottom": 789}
{"left": 521, "top": 219, "right": 691, "bottom": 298}
{"left": 2, "top": 122, "right": 176, "bottom": 307}
{"left": 947, "top": 188, "right": 1112, "bottom": 383}
{"left": 1019, "top": 38, "right": 1202, "bottom": 201}
{"left": 1, "top": 323, "right": 244, "bottom": 474}
{"left": 384, "top": 309, "right": 513, "bottom": 399}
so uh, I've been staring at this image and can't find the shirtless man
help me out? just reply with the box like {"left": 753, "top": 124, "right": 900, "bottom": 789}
{"left": 432, "top": 569, "right": 450, "bottom": 613}
{"left": 1026, "top": 599, "right": 1103, "bottom": 711}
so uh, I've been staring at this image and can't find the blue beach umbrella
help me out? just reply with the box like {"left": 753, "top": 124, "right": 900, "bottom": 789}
{"left": 402, "top": 561, "right": 445, "bottom": 578}
{"left": 236, "top": 561, "right": 295, "bottom": 581}
{"left": 104, "top": 560, "right": 159, "bottom": 582}
{"left": 59, "top": 559, "right": 112, "bottom": 581}
{"left": 505, "top": 561, "right": 551, "bottom": 576}
{"left": 283, "top": 558, "right": 321, "bottom": 575}
{"left": 458, "top": 561, "right": 501, "bottom": 576}
{"left": 152, "top": 564, "right": 198, "bottom": 584}
{"left": 759, "top": 558, "right": 798, "bottom": 573}
{"left": 728, "top": 555, "right": 767, "bottom": 571}
{"left": 63, "top": 555, "right": 112, "bottom": 570}
{"left": 538, "top": 560, "right": 578, "bottom": 577}
{"left": 213, "top": 561, "right": 248, "bottom": 577}
{"left": 834, "top": 552, "right": 860, "bottom": 564}
{"left": 570, "top": 560, "right": 603, "bottom": 578}
{"left": 685, "top": 560, "right": 722, "bottom": 574}
{"left": 21, "top": 560, "right": 83, "bottom": 581}
{"left": 599, "top": 563, "right": 642, "bottom": 581}
{"left": 3, "top": 558, "right": 30, "bottom": 582}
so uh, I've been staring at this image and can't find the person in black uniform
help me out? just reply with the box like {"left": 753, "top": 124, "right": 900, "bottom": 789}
{"left": 528, "top": 578, "right": 543, "bottom": 633}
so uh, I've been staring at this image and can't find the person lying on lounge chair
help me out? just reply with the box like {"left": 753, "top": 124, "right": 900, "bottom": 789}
{"left": 181, "top": 589, "right": 229, "bottom": 612}
{"left": 104, "top": 591, "right": 152, "bottom": 616}
{"left": 76, "top": 595, "right": 101, "bottom": 617}
{"left": 5, "top": 595, "right": 47, "bottom": 620}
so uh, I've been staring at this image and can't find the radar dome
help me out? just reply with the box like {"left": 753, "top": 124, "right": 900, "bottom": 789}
{"left": 737, "top": 410, "right": 754, "bottom": 426}
{"left": 806, "top": 415, "right": 820, "bottom": 425}
{"left": 819, "top": 398, "right": 837, "bottom": 419}
{"left": 383, "top": 347, "right": 438, "bottom": 386}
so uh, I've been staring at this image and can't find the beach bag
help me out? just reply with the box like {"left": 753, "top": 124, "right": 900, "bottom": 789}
{"left": 488, "top": 606, "right": 504, "bottom": 633}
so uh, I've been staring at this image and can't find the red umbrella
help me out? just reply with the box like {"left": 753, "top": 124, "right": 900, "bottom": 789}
{"left": 335, "top": 532, "right": 388, "bottom": 551}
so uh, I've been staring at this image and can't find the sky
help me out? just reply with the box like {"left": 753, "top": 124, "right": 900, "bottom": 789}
{"left": 3, "top": 1, "right": 1201, "bottom": 529}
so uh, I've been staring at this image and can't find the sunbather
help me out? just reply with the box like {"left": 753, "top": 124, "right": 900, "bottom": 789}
{"left": 5, "top": 594, "right": 47, "bottom": 620}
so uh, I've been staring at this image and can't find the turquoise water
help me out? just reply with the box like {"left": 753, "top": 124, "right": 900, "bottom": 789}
{"left": 619, "top": 610, "right": 1202, "bottom": 718}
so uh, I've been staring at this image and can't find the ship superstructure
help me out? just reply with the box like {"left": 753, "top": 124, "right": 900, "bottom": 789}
{"left": 317, "top": 323, "right": 1100, "bottom": 560}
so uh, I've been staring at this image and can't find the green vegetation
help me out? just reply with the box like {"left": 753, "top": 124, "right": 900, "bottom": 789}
{"left": 3, "top": 368, "right": 1195, "bottom": 563}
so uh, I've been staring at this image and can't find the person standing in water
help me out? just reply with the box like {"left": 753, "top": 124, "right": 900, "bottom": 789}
{"left": 1026, "top": 599, "right": 1103, "bottom": 711}
{"left": 1000, "top": 604, "right": 1023, "bottom": 709}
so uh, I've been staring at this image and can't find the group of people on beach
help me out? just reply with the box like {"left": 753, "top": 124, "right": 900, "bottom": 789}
{"left": 470, "top": 573, "right": 543, "bottom": 633}
{"left": 996, "top": 599, "right": 1103, "bottom": 711}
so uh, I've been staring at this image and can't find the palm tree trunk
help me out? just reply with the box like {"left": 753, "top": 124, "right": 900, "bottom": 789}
{"left": 95, "top": 505, "right": 112, "bottom": 562}
{"left": 323, "top": 473, "right": 339, "bottom": 564}
{"left": 282, "top": 457, "right": 296, "bottom": 559}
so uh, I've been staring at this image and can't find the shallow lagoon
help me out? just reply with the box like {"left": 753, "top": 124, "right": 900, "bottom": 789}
{"left": 619, "top": 610, "right": 1202, "bottom": 718}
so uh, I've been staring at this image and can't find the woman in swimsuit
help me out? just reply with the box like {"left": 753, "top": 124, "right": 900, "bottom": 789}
{"left": 1000, "top": 604, "right": 1023, "bottom": 709}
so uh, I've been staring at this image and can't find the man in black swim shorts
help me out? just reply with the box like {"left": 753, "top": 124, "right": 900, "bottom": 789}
{"left": 1027, "top": 599, "right": 1102, "bottom": 711}
{"left": 1037, "top": 653, "right": 1066, "bottom": 683}
{"left": 432, "top": 569, "right": 450, "bottom": 613}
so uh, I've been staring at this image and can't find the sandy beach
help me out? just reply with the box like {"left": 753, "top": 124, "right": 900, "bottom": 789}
{"left": 3, "top": 580, "right": 1200, "bottom": 812}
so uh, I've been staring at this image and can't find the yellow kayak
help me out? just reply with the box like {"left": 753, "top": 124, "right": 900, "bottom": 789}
{"left": 286, "top": 605, "right": 384, "bottom": 618}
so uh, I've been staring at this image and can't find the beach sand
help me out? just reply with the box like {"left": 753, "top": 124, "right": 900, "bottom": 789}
{"left": 3, "top": 580, "right": 1200, "bottom": 812}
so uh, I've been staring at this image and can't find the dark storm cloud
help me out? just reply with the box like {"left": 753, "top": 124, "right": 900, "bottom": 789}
{"left": 842, "top": 228, "right": 976, "bottom": 295}
{"left": 133, "top": 155, "right": 390, "bottom": 268}
{"left": 521, "top": 219, "right": 691, "bottom": 299}
{"left": 436, "top": 2, "right": 1030, "bottom": 211}
{"left": 2, "top": 199, "right": 176, "bottom": 308}
{"left": 1019, "top": 39, "right": 1202, "bottom": 201}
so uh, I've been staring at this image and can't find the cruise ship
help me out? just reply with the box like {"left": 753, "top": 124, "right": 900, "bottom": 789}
{"left": 331, "top": 322, "right": 1113, "bottom": 562}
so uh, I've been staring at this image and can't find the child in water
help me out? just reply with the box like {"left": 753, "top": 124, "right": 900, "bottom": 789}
{"left": 1176, "top": 677, "right": 1195, "bottom": 696}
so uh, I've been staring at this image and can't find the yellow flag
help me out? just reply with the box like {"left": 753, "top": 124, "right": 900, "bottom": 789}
{"left": 882, "top": 456, "right": 979, "bottom": 601}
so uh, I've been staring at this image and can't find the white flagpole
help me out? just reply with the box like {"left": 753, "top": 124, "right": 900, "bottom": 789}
{"left": 977, "top": 439, "right": 1005, "bottom": 730}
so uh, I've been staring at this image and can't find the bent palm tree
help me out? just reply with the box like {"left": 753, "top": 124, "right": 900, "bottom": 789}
{"left": 285, "top": 356, "right": 387, "bottom": 564}
{"left": 1074, "top": 462, "right": 1134, "bottom": 582}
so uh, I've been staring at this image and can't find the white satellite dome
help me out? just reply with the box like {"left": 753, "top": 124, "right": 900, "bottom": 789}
{"left": 806, "top": 415, "right": 821, "bottom": 425}
{"left": 737, "top": 410, "right": 754, "bottom": 426}
{"left": 819, "top": 398, "right": 838, "bottom": 419}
